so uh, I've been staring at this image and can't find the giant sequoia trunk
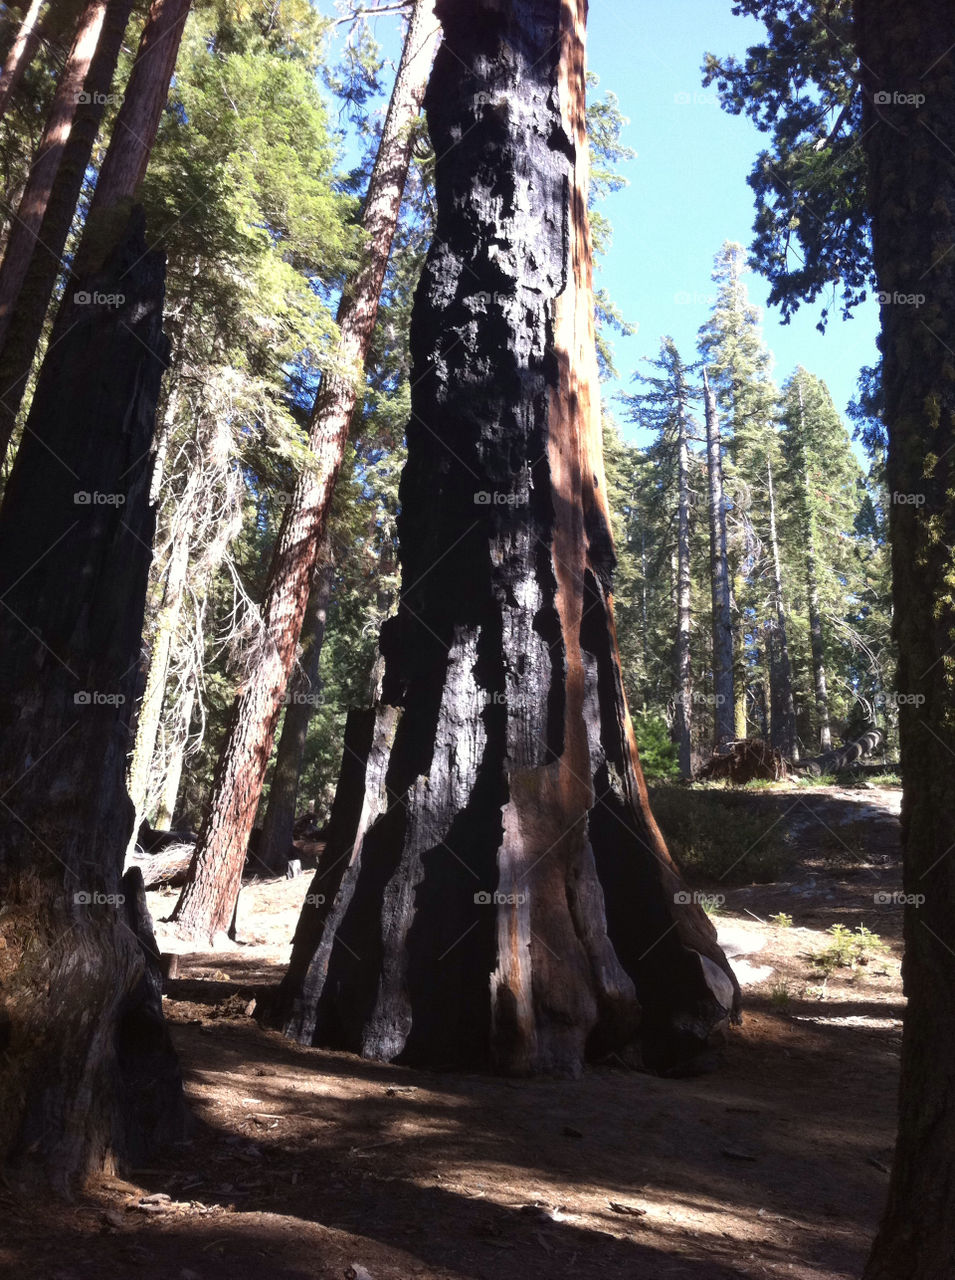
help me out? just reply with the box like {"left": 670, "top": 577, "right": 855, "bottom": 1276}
{"left": 278, "top": 0, "right": 738, "bottom": 1077}
{"left": 0, "top": 0, "right": 135, "bottom": 465}
{"left": 0, "top": 211, "right": 186, "bottom": 1189}
{"left": 170, "top": 0, "right": 441, "bottom": 940}
{"left": 855, "top": 5, "right": 955, "bottom": 1277}
{"left": 703, "top": 369, "right": 735, "bottom": 744}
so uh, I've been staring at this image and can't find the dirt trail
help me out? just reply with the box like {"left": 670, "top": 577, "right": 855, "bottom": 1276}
{"left": 0, "top": 785, "right": 904, "bottom": 1280}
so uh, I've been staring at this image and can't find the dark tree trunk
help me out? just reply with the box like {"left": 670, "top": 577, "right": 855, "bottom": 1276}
{"left": 0, "top": 0, "right": 48, "bottom": 120}
{"left": 855, "top": 6, "right": 955, "bottom": 1275}
{"left": 0, "top": 0, "right": 136, "bottom": 466}
{"left": 277, "top": 0, "right": 738, "bottom": 1077}
{"left": 0, "top": 210, "right": 187, "bottom": 1190}
{"left": 703, "top": 369, "right": 735, "bottom": 744}
{"left": 258, "top": 552, "right": 335, "bottom": 875}
{"left": 170, "top": 0, "right": 441, "bottom": 941}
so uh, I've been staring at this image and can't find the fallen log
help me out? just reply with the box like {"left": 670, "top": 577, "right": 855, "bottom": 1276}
{"left": 127, "top": 843, "right": 195, "bottom": 889}
{"left": 800, "top": 728, "right": 885, "bottom": 778}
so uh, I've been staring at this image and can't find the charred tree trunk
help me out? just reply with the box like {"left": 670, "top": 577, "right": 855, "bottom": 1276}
{"left": 703, "top": 368, "right": 735, "bottom": 744}
{"left": 0, "top": 210, "right": 186, "bottom": 1190}
{"left": 766, "top": 458, "right": 797, "bottom": 759}
{"left": 258, "top": 552, "right": 335, "bottom": 875}
{"left": 0, "top": 0, "right": 135, "bottom": 466}
{"left": 674, "top": 401, "right": 693, "bottom": 778}
{"left": 171, "top": 0, "right": 441, "bottom": 941}
{"left": 277, "top": 0, "right": 739, "bottom": 1077}
{"left": 0, "top": 0, "right": 48, "bottom": 120}
{"left": 855, "top": 6, "right": 955, "bottom": 1275}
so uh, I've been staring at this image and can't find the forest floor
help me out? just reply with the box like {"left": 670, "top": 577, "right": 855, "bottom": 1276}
{"left": 2, "top": 783, "right": 905, "bottom": 1280}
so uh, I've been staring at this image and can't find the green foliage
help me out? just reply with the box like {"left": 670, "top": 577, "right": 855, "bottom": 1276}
{"left": 810, "top": 923, "right": 886, "bottom": 973}
{"left": 701, "top": 0, "right": 871, "bottom": 327}
{"left": 648, "top": 786, "right": 787, "bottom": 882}
{"left": 769, "top": 911, "right": 793, "bottom": 928}
{"left": 633, "top": 713, "right": 679, "bottom": 779}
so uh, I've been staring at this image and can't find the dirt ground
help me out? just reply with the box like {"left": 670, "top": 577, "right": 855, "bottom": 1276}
{"left": 0, "top": 784, "right": 905, "bottom": 1280}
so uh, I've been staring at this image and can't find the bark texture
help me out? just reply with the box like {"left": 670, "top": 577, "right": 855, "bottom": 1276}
{"left": 258, "top": 553, "right": 335, "bottom": 874}
{"left": 0, "top": 0, "right": 48, "bottom": 120}
{"left": 703, "top": 369, "right": 735, "bottom": 744}
{"left": 855, "top": 5, "right": 955, "bottom": 1276}
{"left": 0, "top": 210, "right": 186, "bottom": 1190}
{"left": 278, "top": 0, "right": 738, "bottom": 1077}
{"left": 0, "top": 0, "right": 135, "bottom": 466}
{"left": 170, "top": 0, "right": 441, "bottom": 940}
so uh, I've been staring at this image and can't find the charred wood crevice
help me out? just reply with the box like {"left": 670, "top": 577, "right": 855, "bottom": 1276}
{"left": 277, "top": 0, "right": 737, "bottom": 1076}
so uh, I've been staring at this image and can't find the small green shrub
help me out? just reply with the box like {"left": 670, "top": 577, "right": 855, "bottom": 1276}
{"left": 811, "top": 923, "right": 887, "bottom": 974}
{"left": 648, "top": 786, "right": 787, "bottom": 883}
{"left": 768, "top": 981, "right": 792, "bottom": 1008}
{"left": 633, "top": 713, "right": 679, "bottom": 780}
{"left": 769, "top": 912, "right": 793, "bottom": 928}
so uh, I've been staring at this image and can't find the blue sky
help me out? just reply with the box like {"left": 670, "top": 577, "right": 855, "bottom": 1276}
{"left": 320, "top": 1, "right": 880, "bottom": 451}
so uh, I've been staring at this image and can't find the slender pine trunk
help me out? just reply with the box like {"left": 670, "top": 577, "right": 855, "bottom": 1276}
{"left": 171, "top": 0, "right": 442, "bottom": 941}
{"left": 258, "top": 553, "right": 335, "bottom": 874}
{"left": 0, "top": 0, "right": 48, "bottom": 120}
{"left": 703, "top": 367, "right": 735, "bottom": 744}
{"left": 767, "top": 457, "right": 797, "bottom": 759}
{"left": 797, "top": 387, "right": 831, "bottom": 753}
{"left": 674, "top": 402, "right": 693, "bottom": 777}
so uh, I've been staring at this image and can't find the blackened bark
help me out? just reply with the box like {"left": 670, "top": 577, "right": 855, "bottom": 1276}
{"left": 278, "top": 0, "right": 738, "bottom": 1077}
{"left": 854, "top": 6, "right": 955, "bottom": 1274}
{"left": 703, "top": 369, "right": 735, "bottom": 744}
{"left": 0, "top": 210, "right": 187, "bottom": 1190}
{"left": 258, "top": 553, "right": 335, "bottom": 874}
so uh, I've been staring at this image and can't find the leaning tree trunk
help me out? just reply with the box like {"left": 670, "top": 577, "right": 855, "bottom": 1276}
{"left": 0, "top": 0, "right": 48, "bottom": 120}
{"left": 171, "top": 0, "right": 442, "bottom": 941}
{"left": 703, "top": 368, "right": 735, "bottom": 744}
{"left": 277, "top": 0, "right": 739, "bottom": 1078}
{"left": 77, "top": 0, "right": 192, "bottom": 273}
{"left": 153, "top": 666, "right": 197, "bottom": 829}
{"left": 856, "top": 4, "right": 955, "bottom": 1276}
{"left": 0, "top": 209, "right": 187, "bottom": 1191}
{"left": 674, "top": 400, "right": 693, "bottom": 778}
{"left": 0, "top": 0, "right": 135, "bottom": 466}
{"left": 258, "top": 552, "right": 335, "bottom": 874}
{"left": 766, "top": 457, "right": 797, "bottom": 759}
